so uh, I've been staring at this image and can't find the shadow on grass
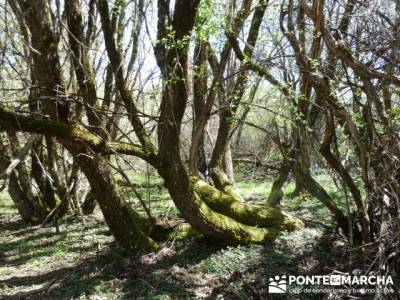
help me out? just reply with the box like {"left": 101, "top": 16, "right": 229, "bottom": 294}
{"left": 1, "top": 190, "right": 342, "bottom": 299}
{"left": 0, "top": 217, "right": 26, "bottom": 233}
{"left": 1, "top": 240, "right": 223, "bottom": 299}
{"left": 1, "top": 226, "right": 343, "bottom": 299}
{"left": 0, "top": 216, "right": 107, "bottom": 275}
{"left": 0, "top": 201, "right": 221, "bottom": 299}
{"left": 206, "top": 228, "right": 339, "bottom": 300}
{"left": 0, "top": 220, "right": 102, "bottom": 252}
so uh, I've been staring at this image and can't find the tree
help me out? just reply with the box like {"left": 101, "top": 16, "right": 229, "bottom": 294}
{"left": 0, "top": 0, "right": 302, "bottom": 253}
{"left": 2, "top": 1, "right": 398, "bottom": 280}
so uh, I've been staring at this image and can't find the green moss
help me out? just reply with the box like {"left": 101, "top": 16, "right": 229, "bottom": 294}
{"left": 126, "top": 207, "right": 159, "bottom": 253}
{"left": 0, "top": 104, "right": 148, "bottom": 159}
{"left": 166, "top": 223, "right": 202, "bottom": 240}
{"left": 193, "top": 193, "right": 278, "bottom": 244}
{"left": 192, "top": 178, "right": 304, "bottom": 231}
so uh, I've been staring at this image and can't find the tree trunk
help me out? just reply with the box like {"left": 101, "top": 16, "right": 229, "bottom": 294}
{"left": 191, "top": 41, "right": 208, "bottom": 178}
{"left": 267, "top": 163, "right": 290, "bottom": 206}
{"left": 193, "top": 178, "right": 303, "bottom": 231}
{"left": 293, "top": 167, "right": 350, "bottom": 236}
{"left": 223, "top": 143, "right": 235, "bottom": 184}
{"left": 31, "top": 137, "right": 59, "bottom": 210}
{"left": 209, "top": 0, "right": 268, "bottom": 194}
{"left": 0, "top": 135, "right": 46, "bottom": 224}
{"left": 81, "top": 192, "right": 97, "bottom": 215}
{"left": 0, "top": 158, "right": 45, "bottom": 224}
{"left": 158, "top": 160, "right": 279, "bottom": 244}
{"left": 75, "top": 152, "right": 159, "bottom": 253}
{"left": 11, "top": 0, "right": 160, "bottom": 253}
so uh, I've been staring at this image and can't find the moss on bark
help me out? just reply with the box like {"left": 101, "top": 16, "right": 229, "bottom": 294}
{"left": 166, "top": 223, "right": 202, "bottom": 240}
{"left": 192, "top": 178, "right": 304, "bottom": 231}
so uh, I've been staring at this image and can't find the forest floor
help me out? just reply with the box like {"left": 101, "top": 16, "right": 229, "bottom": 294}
{"left": 0, "top": 173, "right": 351, "bottom": 299}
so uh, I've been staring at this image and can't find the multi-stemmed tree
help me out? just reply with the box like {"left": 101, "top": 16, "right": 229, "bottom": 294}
{"left": 0, "top": 0, "right": 399, "bottom": 277}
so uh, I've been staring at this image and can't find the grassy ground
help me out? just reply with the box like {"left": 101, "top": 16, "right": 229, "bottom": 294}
{"left": 0, "top": 174, "right": 349, "bottom": 299}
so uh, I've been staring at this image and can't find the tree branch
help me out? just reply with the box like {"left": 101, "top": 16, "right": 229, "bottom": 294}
{"left": 0, "top": 105, "right": 156, "bottom": 164}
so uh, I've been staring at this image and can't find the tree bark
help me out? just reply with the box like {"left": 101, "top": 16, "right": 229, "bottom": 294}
{"left": 0, "top": 134, "right": 46, "bottom": 223}
{"left": 7, "top": 0, "right": 160, "bottom": 253}
{"left": 75, "top": 152, "right": 158, "bottom": 253}
{"left": 267, "top": 163, "right": 290, "bottom": 206}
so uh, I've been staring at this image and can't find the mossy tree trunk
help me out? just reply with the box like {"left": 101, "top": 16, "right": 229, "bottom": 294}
{"left": 7, "top": 0, "right": 159, "bottom": 253}
{"left": 157, "top": 160, "right": 281, "bottom": 244}
{"left": 75, "top": 152, "right": 158, "bottom": 253}
{"left": 193, "top": 178, "right": 304, "bottom": 231}
{"left": 154, "top": 0, "right": 302, "bottom": 244}
{"left": 2, "top": 0, "right": 304, "bottom": 251}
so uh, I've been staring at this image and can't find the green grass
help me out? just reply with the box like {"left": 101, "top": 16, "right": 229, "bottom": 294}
{"left": 199, "top": 245, "right": 259, "bottom": 274}
{"left": 236, "top": 180, "right": 272, "bottom": 202}
{"left": 235, "top": 172, "right": 351, "bottom": 226}
{"left": 0, "top": 170, "right": 349, "bottom": 299}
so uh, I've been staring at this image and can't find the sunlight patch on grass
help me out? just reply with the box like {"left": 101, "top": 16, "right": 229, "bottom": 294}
{"left": 235, "top": 180, "right": 272, "bottom": 202}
